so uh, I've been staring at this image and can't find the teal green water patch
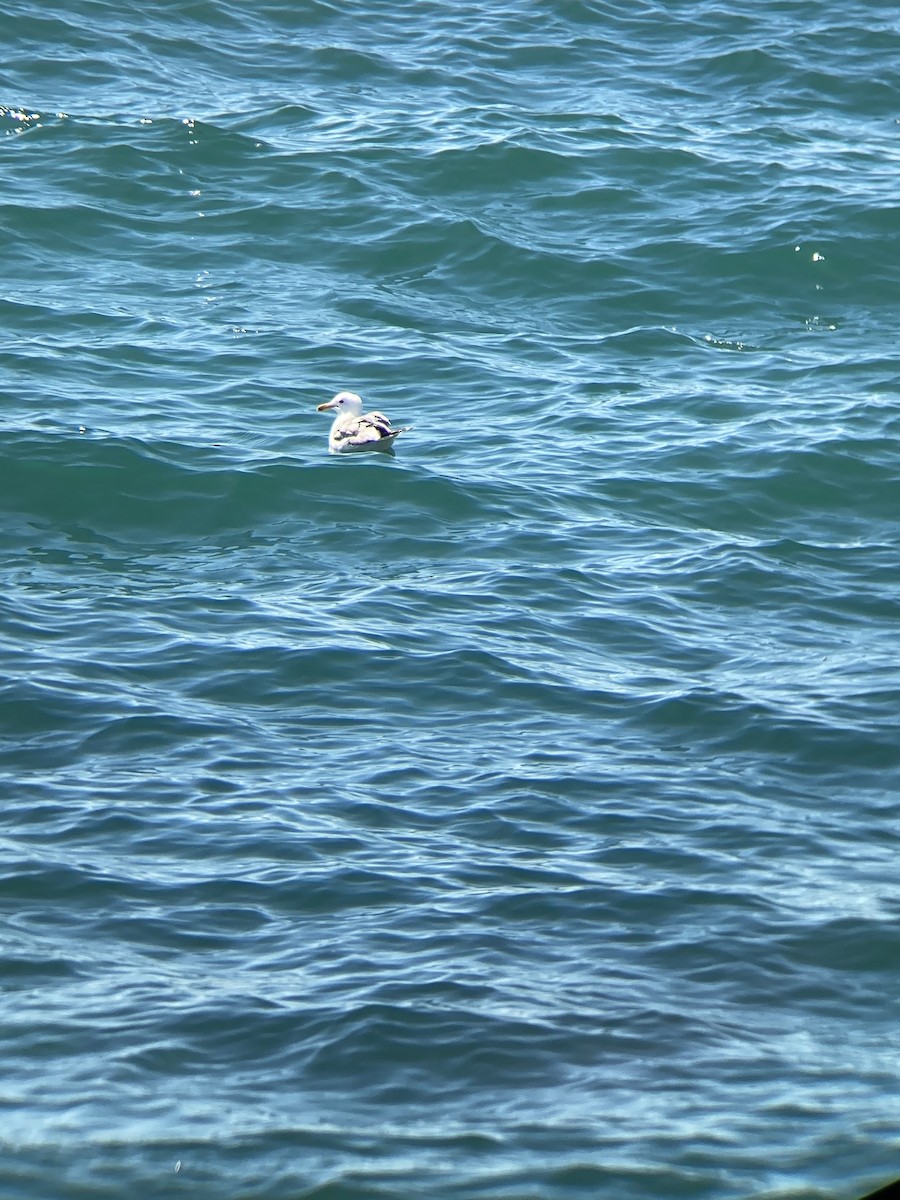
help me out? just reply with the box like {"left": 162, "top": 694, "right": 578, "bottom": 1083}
{"left": 2, "top": 1, "right": 899, "bottom": 1198}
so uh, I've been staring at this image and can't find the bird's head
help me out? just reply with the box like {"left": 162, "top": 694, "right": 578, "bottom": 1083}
{"left": 317, "top": 391, "right": 364, "bottom": 416}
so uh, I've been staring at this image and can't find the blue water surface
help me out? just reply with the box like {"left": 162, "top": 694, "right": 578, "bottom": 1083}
{"left": 2, "top": 1, "right": 899, "bottom": 1197}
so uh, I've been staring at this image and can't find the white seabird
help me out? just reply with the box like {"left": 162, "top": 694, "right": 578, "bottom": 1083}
{"left": 316, "top": 391, "right": 411, "bottom": 454}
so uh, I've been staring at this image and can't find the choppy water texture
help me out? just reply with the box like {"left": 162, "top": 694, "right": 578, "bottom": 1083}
{"left": 2, "top": 1, "right": 899, "bottom": 1197}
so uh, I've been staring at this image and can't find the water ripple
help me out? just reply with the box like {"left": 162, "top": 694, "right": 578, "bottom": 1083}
{"left": 3, "top": 1, "right": 900, "bottom": 1197}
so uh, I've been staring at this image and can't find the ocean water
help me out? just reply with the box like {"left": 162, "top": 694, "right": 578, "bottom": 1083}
{"left": 2, "top": 1, "right": 899, "bottom": 1197}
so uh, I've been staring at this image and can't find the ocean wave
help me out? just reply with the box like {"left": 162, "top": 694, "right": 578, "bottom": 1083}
{"left": 3, "top": 1, "right": 900, "bottom": 1197}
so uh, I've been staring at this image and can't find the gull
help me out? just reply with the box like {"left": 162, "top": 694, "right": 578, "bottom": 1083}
{"left": 316, "top": 391, "right": 411, "bottom": 454}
